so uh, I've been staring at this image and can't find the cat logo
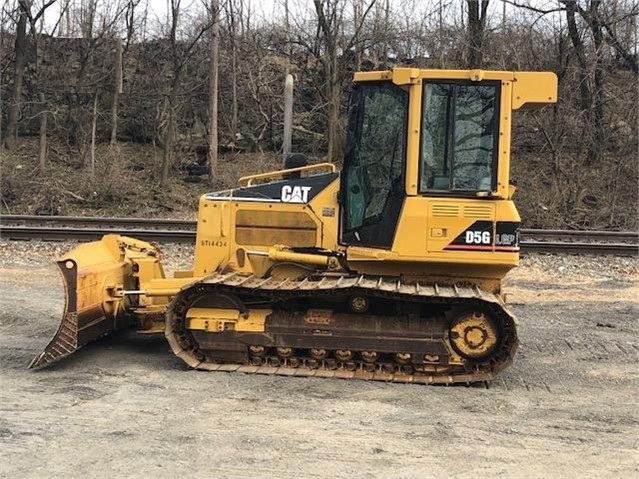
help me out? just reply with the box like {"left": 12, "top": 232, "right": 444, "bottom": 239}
{"left": 281, "top": 185, "right": 312, "bottom": 203}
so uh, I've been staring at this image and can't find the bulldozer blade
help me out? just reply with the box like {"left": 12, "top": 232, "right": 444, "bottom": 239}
{"left": 29, "top": 236, "right": 146, "bottom": 369}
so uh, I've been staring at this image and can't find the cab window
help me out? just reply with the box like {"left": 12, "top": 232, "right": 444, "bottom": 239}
{"left": 420, "top": 82, "right": 499, "bottom": 193}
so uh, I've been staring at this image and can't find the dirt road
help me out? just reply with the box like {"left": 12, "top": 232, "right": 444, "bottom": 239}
{"left": 0, "top": 243, "right": 637, "bottom": 478}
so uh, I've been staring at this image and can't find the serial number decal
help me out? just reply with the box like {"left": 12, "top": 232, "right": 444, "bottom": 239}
{"left": 322, "top": 207, "right": 335, "bottom": 217}
{"left": 200, "top": 239, "right": 228, "bottom": 247}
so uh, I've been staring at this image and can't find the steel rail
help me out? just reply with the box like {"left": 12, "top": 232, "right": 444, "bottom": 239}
{"left": 0, "top": 214, "right": 194, "bottom": 229}
{"left": 0, "top": 226, "right": 194, "bottom": 242}
{"left": 519, "top": 241, "right": 637, "bottom": 256}
{"left": 1, "top": 215, "right": 637, "bottom": 255}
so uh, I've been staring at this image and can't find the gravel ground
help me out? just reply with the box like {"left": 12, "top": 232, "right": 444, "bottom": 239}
{"left": 2, "top": 239, "right": 636, "bottom": 279}
{"left": 0, "top": 239, "right": 637, "bottom": 478}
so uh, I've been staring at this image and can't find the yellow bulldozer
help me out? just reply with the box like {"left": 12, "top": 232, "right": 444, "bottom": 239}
{"left": 31, "top": 68, "right": 557, "bottom": 384}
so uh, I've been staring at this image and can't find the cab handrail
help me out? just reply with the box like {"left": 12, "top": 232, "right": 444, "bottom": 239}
{"left": 238, "top": 162, "right": 336, "bottom": 187}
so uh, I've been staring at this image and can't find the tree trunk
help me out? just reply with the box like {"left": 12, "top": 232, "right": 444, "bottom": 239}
{"left": 209, "top": 0, "right": 220, "bottom": 184}
{"left": 90, "top": 93, "right": 98, "bottom": 179}
{"left": 284, "top": 0, "right": 291, "bottom": 74}
{"left": 466, "top": 0, "right": 489, "bottom": 68}
{"left": 65, "top": 0, "right": 71, "bottom": 36}
{"left": 39, "top": 93, "right": 48, "bottom": 171}
{"left": 438, "top": 0, "right": 445, "bottom": 67}
{"left": 231, "top": 42, "right": 238, "bottom": 146}
{"left": 110, "top": 38, "right": 123, "bottom": 146}
{"left": 328, "top": 53, "right": 340, "bottom": 162}
{"left": 5, "top": 1, "right": 29, "bottom": 150}
{"left": 382, "top": 0, "right": 390, "bottom": 62}
{"left": 565, "top": 1, "right": 591, "bottom": 112}
{"left": 161, "top": 100, "right": 174, "bottom": 188}
{"left": 601, "top": 18, "right": 638, "bottom": 75}
{"left": 353, "top": 0, "right": 362, "bottom": 71}
{"left": 229, "top": 4, "right": 238, "bottom": 144}
{"left": 313, "top": 0, "right": 340, "bottom": 162}
{"left": 588, "top": 0, "right": 606, "bottom": 165}
{"left": 81, "top": 0, "right": 97, "bottom": 39}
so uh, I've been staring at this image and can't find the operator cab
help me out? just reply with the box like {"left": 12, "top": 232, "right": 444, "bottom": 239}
{"left": 339, "top": 68, "right": 557, "bottom": 252}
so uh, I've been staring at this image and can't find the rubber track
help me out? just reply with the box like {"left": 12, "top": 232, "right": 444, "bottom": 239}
{"left": 165, "top": 272, "right": 519, "bottom": 385}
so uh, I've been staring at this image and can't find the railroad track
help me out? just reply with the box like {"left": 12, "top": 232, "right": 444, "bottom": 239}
{"left": 1, "top": 215, "right": 637, "bottom": 256}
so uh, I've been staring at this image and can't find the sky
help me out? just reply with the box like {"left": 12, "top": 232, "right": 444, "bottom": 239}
{"left": 22, "top": 0, "right": 282, "bottom": 36}
{"left": 17, "top": 0, "right": 566, "bottom": 38}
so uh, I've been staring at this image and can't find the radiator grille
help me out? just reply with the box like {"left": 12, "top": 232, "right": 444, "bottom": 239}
{"left": 431, "top": 204, "right": 460, "bottom": 217}
{"left": 235, "top": 210, "right": 316, "bottom": 246}
{"left": 463, "top": 205, "right": 493, "bottom": 219}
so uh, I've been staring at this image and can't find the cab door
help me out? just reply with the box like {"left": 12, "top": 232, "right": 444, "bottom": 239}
{"left": 340, "top": 82, "right": 408, "bottom": 249}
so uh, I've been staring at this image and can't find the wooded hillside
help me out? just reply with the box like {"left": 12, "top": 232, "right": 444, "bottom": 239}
{"left": 1, "top": 0, "right": 637, "bottom": 229}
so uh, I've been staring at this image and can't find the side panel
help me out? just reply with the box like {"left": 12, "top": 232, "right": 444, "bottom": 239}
{"left": 392, "top": 196, "right": 520, "bottom": 264}
{"left": 346, "top": 196, "right": 519, "bottom": 290}
{"left": 193, "top": 175, "right": 341, "bottom": 277}
{"left": 193, "top": 196, "right": 232, "bottom": 276}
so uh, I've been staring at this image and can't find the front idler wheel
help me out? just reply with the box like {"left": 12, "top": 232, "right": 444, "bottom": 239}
{"left": 448, "top": 310, "right": 501, "bottom": 360}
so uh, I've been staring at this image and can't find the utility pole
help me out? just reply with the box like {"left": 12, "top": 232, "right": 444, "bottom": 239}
{"left": 283, "top": 74, "right": 294, "bottom": 164}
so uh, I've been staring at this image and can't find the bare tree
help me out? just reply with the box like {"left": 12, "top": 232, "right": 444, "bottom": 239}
{"left": 38, "top": 92, "right": 47, "bottom": 169}
{"left": 352, "top": 0, "right": 363, "bottom": 70}
{"left": 110, "top": 37, "right": 122, "bottom": 145}
{"left": 4, "top": 1, "right": 30, "bottom": 150}
{"left": 208, "top": 0, "right": 219, "bottom": 183}
{"left": 1, "top": 0, "right": 635, "bottom": 229}
{"left": 312, "top": 0, "right": 376, "bottom": 161}
{"left": 313, "top": 0, "right": 341, "bottom": 161}
{"left": 90, "top": 92, "right": 98, "bottom": 178}
{"left": 561, "top": 0, "right": 610, "bottom": 164}
{"left": 152, "top": 0, "right": 214, "bottom": 186}
{"left": 466, "top": 0, "right": 489, "bottom": 68}
{"left": 4, "top": 0, "right": 57, "bottom": 150}
{"left": 224, "top": 0, "right": 239, "bottom": 147}
{"left": 80, "top": 0, "right": 98, "bottom": 39}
